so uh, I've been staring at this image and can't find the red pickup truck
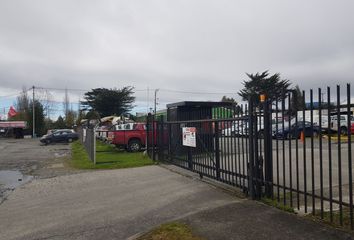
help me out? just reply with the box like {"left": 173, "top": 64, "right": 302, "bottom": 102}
{"left": 109, "top": 122, "right": 153, "bottom": 152}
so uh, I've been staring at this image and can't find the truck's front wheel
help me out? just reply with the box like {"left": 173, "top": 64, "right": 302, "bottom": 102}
{"left": 128, "top": 139, "right": 142, "bottom": 152}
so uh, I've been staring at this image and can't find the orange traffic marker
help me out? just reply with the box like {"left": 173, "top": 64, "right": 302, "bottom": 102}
{"left": 300, "top": 131, "right": 305, "bottom": 142}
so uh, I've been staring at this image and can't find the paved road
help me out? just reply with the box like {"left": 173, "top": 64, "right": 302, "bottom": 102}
{"left": 0, "top": 165, "right": 352, "bottom": 240}
{"left": 0, "top": 138, "right": 352, "bottom": 240}
{"left": 0, "top": 166, "right": 239, "bottom": 240}
{"left": 192, "top": 137, "right": 354, "bottom": 208}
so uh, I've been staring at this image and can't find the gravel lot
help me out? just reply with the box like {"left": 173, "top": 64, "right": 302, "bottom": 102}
{"left": 0, "top": 138, "right": 83, "bottom": 203}
{"left": 0, "top": 138, "right": 81, "bottom": 176}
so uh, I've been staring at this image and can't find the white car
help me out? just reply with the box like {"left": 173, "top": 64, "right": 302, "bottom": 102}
{"left": 330, "top": 115, "right": 354, "bottom": 135}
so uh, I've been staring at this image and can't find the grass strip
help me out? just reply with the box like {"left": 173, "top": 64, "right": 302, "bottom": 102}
{"left": 137, "top": 222, "right": 204, "bottom": 240}
{"left": 70, "top": 140, "right": 154, "bottom": 169}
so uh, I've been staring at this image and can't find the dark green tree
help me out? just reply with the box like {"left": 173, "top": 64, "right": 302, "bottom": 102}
{"left": 221, "top": 96, "right": 236, "bottom": 104}
{"left": 81, "top": 87, "right": 135, "bottom": 117}
{"left": 238, "top": 71, "right": 291, "bottom": 105}
{"left": 53, "top": 116, "right": 67, "bottom": 129}
{"left": 27, "top": 100, "right": 46, "bottom": 136}
{"left": 65, "top": 109, "right": 77, "bottom": 128}
{"left": 290, "top": 85, "right": 305, "bottom": 115}
{"left": 220, "top": 96, "right": 243, "bottom": 114}
{"left": 85, "top": 110, "right": 100, "bottom": 120}
{"left": 43, "top": 118, "right": 54, "bottom": 134}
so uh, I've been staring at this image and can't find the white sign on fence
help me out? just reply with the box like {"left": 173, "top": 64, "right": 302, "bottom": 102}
{"left": 182, "top": 127, "right": 196, "bottom": 147}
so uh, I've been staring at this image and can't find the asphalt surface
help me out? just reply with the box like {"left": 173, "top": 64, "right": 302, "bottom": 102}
{"left": 0, "top": 138, "right": 353, "bottom": 240}
{"left": 196, "top": 136, "right": 354, "bottom": 211}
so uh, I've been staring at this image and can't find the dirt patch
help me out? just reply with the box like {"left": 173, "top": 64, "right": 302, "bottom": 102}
{"left": 0, "top": 138, "right": 84, "bottom": 203}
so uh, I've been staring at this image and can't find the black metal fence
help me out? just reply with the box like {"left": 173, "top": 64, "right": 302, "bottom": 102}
{"left": 78, "top": 127, "right": 96, "bottom": 164}
{"left": 147, "top": 84, "right": 354, "bottom": 229}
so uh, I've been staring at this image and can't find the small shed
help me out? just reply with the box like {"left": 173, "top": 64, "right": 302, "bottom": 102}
{"left": 166, "top": 101, "right": 234, "bottom": 121}
{"left": 166, "top": 101, "right": 234, "bottom": 158}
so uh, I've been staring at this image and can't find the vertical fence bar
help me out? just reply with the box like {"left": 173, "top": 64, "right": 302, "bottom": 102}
{"left": 215, "top": 122, "right": 220, "bottom": 180}
{"left": 347, "top": 83, "right": 353, "bottom": 229}
{"left": 168, "top": 121, "right": 172, "bottom": 161}
{"left": 288, "top": 92, "right": 293, "bottom": 207}
{"left": 310, "top": 89, "right": 315, "bottom": 215}
{"left": 282, "top": 90, "right": 286, "bottom": 205}
{"left": 337, "top": 85, "right": 343, "bottom": 226}
{"left": 152, "top": 112, "right": 156, "bottom": 161}
{"left": 295, "top": 92, "right": 300, "bottom": 210}
{"left": 158, "top": 116, "right": 164, "bottom": 161}
{"left": 264, "top": 97, "right": 273, "bottom": 198}
{"left": 276, "top": 97, "right": 280, "bottom": 202}
{"left": 241, "top": 105, "right": 246, "bottom": 189}
{"left": 303, "top": 90, "right": 307, "bottom": 213}
{"left": 228, "top": 119, "right": 232, "bottom": 184}
{"left": 237, "top": 115, "right": 242, "bottom": 187}
{"left": 319, "top": 88, "right": 324, "bottom": 219}
{"left": 146, "top": 113, "right": 151, "bottom": 159}
{"left": 327, "top": 86, "right": 333, "bottom": 222}
{"left": 254, "top": 104, "right": 260, "bottom": 199}
{"left": 249, "top": 98, "right": 255, "bottom": 199}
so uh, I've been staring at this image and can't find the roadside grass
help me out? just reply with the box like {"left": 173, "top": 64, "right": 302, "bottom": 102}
{"left": 262, "top": 193, "right": 354, "bottom": 232}
{"left": 70, "top": 140, "right": 155, "bottom": 169}
{"left": 261, "top": 196, "right": 295, "bottom": 214}
{"left": 305, "top": 207, "right": 353, "bottom": 232}
{"left": 137, "top": 222, "right": 204, "bottom": 240}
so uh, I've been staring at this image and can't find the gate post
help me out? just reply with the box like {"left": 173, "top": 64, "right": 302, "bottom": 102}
{"left": 146, "top": 113, "right": 152, "bottom": 159}
{"left": 263, "top": 98, "right": 273, "bottom": 198}
{"left": 152, "top": 113, "right": 156, "bottom": 160}
{"left": 157, "top": 116, "right": 164, "bottom": 161}
{"left": 248, "top": 98, "right": 256, "bottom": 199}
{"left": 214, "top": 122, "right": 221, "bottom": 180}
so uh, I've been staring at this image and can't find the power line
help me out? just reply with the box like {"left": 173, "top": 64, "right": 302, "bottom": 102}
{"left": 35, "top": 86, "right": 148, "bottom": 92}
{"left": 35, "top": 86, "right": 88, "bottom": 92}
{"left": 0, "top": 87, "right": 31, "bottom": 98}
{"left": 159, "top": 88, "right": 237, "bottom": 95}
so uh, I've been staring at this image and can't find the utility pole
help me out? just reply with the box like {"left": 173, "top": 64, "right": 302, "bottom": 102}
{"left": 64, "top": 87, "right": 69, "bottom": 119}
{"left": 32, "top": 86, "right": 35, "bottom": 138}
{"left": 154, "top": 89, "right": 159, "bottom": 115}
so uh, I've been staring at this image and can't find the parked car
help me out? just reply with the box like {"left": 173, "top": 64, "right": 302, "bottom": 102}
{"left": 43, "top": 129, "right": 75, "bottom": 138}
{"left": 330, "top": 115, "right": 354, "bottom": 135}
{"left": 273, "top": 121, "right": 320, "bottom": 139}
{"left": 40, "top": 129, "right": 78, "bottom": 145}
{"left": 222, "top": 121, "right": 242, "bottom": 137}
{"left": 351, "top": 123, "right": 354, "bottom": 134}
{"left": 110, "top": 122, "right": 158, "bottom": 152}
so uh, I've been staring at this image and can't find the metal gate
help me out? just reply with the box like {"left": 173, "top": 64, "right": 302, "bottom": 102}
{"left": 147, "top": 84, "right": 354, "bottom": 229}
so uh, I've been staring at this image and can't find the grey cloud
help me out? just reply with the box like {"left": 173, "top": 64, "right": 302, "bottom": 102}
{"left": 0, "top": 0, "right": 354, "bottom": 111}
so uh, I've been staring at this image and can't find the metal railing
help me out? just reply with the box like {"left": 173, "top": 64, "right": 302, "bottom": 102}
{"left": 78, "top": 127, "right": 96, "bottom": 164}
{"left": 148, "top": 83, "right": 354, "bottom": 229}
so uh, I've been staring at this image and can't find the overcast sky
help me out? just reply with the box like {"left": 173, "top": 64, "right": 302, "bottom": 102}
{"left": 1, "top": 0, "right": 354, "bottom": 116}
